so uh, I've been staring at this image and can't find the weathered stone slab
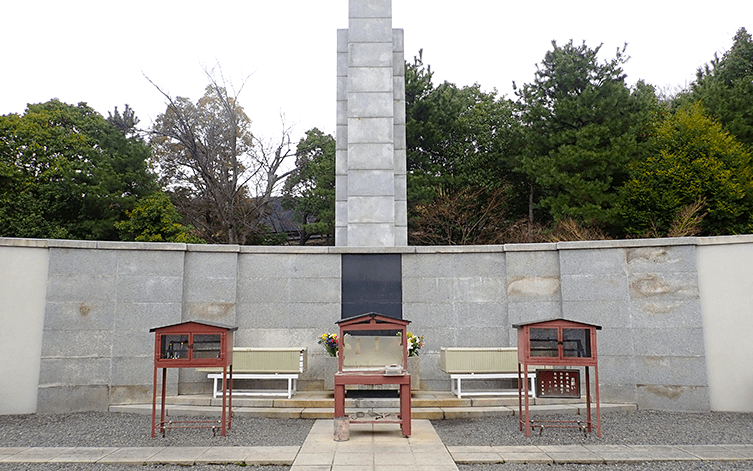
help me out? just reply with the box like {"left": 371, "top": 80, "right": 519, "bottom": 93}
{"left": 49, "top": 447, "right": 118, "bottom": 463}
{"left": 3, "top": 447, "right": 76, "bottom": 463}
{"left": 97, "top": 447, "right": 164, "bottom": 465}
{"left": 676, "top": 445, "right": 748, "bottom": 460}
{"left": 145, "top": 447, "right": 211, "bottom": 465}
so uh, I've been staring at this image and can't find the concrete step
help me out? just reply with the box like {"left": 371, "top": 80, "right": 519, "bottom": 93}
{"left": 133, "top": 390, "right": 586, "bottom": 409}
{"left": 110, "top": 391, "right": 637, "bottom": 420}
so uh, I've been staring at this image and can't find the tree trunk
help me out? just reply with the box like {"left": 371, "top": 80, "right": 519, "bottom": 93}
{"left": 528, "top": 180, "right": 535, "bottom": 241}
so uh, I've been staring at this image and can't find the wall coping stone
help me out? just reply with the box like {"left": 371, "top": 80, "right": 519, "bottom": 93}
{"left": 504, "top": 243, "right": 558, "bottom": 252}
{"left": 187, "top": 244, "right": 240, "bottom": 253}
{"left": 557, "top": 238, "right": 700, "bottom": 250}
{"left": 94, "top": 241, "right": 186, "bottom": 251}
{"left": 3, "top": 234, "right": 753, "bottom": 253}
{"left": 0, "top": 238, "right": 50, "bottom": 248}
{"left": 238, "top": 245, "right": 333, "bottom": 254}
{"left": 48, "top": 239, "right": 98, "bottom": 249}
{"left": 694, "top": 234, "right": 753, "bottom": 245}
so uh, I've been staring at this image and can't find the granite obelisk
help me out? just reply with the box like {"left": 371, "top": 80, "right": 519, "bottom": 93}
{"left": 335, "top": 0, "right": 407, "bottom": 246}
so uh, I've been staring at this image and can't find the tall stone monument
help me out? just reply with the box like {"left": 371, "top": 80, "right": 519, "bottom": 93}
{"left": 336, "top": 0, "right": 407, "bottom": 246}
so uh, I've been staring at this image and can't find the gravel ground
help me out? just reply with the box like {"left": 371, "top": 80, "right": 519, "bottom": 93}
{"left": 436, "top": 410, "right": 753, "bottom": 471}
{"left": 0, "top": 466, "right": 287, "bottom": 471}
{"left": 0, "top": 412, "right": 313, "bottom": 448}
{"left": 0, "top": 412, "right": 312, "bottom": 471}
{"left": 458, "top": 463, "right": 753, "bottom": 471}
{"left": 433, "top": 409, "right": 753, "bottom": 446}
{"left": 2, "top": 410, "right": 753, "bottom": 470}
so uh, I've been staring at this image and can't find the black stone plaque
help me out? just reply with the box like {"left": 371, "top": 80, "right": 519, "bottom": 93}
{"left": 341, "top": 254, "right": 402, "bottom": 319}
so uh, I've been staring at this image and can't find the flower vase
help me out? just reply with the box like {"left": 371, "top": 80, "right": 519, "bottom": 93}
{"left": 323, "top": 354, "right": 338, "bottom": 391}
{"left": 408, "top": 356, "right": 420, "bottom": 390}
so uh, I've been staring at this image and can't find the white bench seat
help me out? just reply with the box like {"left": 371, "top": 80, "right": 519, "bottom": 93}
{"left": 440, "top": 347, "right": 539, "bottom": 398}
{"left": 198, "top": 347, "right": 307, "bottom": 399}
{"left": 208, "top": 372, "right": 299, "bottom": 399}
{"left": 449, "top": 372, "right": 536, "bottom": 399}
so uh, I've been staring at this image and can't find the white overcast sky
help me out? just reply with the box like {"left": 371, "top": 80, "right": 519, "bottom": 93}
{"left": 1, "top": 1, "right": 751, "bottom": 142}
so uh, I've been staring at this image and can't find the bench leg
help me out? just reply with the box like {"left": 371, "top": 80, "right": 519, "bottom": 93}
{"left": 450, "top": 377, "right": 462, "bottom": 398}
{"left": 287, "top": 377, "right": 294, "bottom": 399}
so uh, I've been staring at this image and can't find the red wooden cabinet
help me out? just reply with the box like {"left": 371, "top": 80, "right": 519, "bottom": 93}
{"left": 513, "top": 318, "right": 602, "bottom": 437}
{"left": 149, "top": 321, "right": 237, "bottom": 437}
{"left": 152, "top": 322, "right": 235, "bottom": 367}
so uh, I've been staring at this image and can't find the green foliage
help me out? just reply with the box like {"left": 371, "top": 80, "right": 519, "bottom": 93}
{"left": 115, "top": 193, "right": 205, "bottom": 243}
{"left": 685, "top": 27, "right": 753, "bottom": 151}
{"left": 619, "top": 103, "right": 753, "bottom": 236}
{"left": 516, "top": 40, "right": 658, "bottom": 231}
{"left": 254, "top": 231, "right": 289, "bottom": 246}
{"left": 405, "top": 51, "right": 525, "bottom": 242}
{"left": 282, "top": 128, "right": 336, "bottom": 244}
{"left": 107, "top": 104, "right": 140, "bottom": 137}
{"left": 405, "top": 50, "right": 453, "bottom": 205}
{"left": 406, "top": 52, "right": 519, "bottom": 193}
{"left": 0, "top": 100, "right": 157, "bottom": 240}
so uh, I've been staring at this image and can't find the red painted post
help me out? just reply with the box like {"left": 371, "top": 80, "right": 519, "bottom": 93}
{"left": 151, "top": 365, "right": 158, "bottom": 438}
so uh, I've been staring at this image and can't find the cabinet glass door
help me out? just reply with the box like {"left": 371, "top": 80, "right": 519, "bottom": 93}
{"left": 161, "top": 335, "right": 189, "bottom": 359}
{"left": 530, "top": 328, "right": 559, "bottom": 357}
{"left": 562, "top": 328, "right": 591, "bottom": 358}
{"left": 193, "top": 334, "right": 222, "bottom": 359}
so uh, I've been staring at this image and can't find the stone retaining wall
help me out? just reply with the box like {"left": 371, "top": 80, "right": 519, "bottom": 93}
{"left": 2, "top": 236, "right": 752, "bottom": 414}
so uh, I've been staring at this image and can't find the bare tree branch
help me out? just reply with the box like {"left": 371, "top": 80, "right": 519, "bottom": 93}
{"left": 146, "top": 69, "right": 295, "bottom": 244}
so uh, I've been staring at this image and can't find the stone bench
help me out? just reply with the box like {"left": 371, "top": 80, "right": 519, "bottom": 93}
{"left": 197, "top": 347, "right": 307, "bottom": 399}
{"left": 439, "top": 347, "right": 538, "bottom": 399}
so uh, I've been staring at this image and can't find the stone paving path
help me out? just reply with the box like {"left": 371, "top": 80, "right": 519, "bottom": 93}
{"left": 3, "top": 419, "right": 753, "bottom": 470}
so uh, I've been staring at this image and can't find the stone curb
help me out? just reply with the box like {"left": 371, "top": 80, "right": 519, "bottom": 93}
{"left": 3, "top": 444, "right": 753, "bottom": 465}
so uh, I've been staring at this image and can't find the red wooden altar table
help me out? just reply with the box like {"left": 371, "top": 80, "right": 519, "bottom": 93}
{"left": 333, "top": 313, "right": 412, "bottom": 437}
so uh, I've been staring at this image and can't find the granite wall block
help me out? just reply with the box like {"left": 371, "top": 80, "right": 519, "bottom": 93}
{"left": 348, "top": 0, "right": 391, "bottom": 18}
